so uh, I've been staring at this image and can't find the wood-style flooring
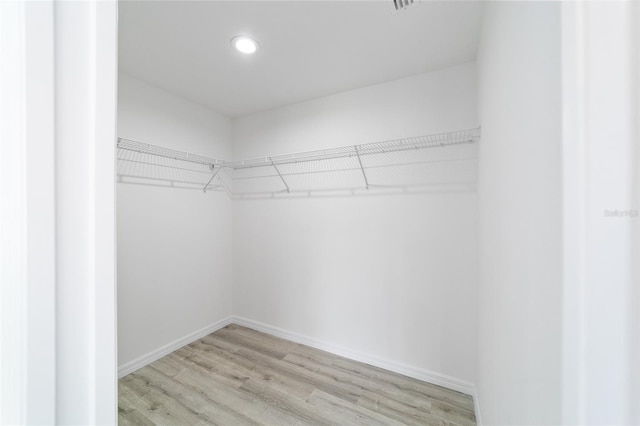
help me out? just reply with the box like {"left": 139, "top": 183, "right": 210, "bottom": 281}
{"left": 118, "top": 324, "right": 476, "bottom": 425}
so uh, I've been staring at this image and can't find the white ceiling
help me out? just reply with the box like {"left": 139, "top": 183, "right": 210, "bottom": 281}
{"left": 119, "top": 1, "right": 483, "bottom": 118}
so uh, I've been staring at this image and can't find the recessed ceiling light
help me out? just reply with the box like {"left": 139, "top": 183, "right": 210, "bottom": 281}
{"left": 231, "top": 36, "right": 259, "bottom": 54}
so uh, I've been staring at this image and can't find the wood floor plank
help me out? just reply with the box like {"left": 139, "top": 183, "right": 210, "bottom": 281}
{"left": 191, "top": 340, "right": 316, "bottom": 400}
{"left": 237, "top": 347, "right": 363, "bottom": 404}
{"left": 180, "top": 352, "right": 251, "bottom": 388}
{"left": 283, "top": 352, "right": 434, "bottom": 415}
{"left": 166, "top": 355, "right": 303, "bottom": 425}
{"left": 239, "top": 378, "right": 347, "bottom": 425}
{"left": 119, "top": 324, "right": 477, "bottom": 425}
{"left": 141, "top": 364, "right": 260, "bottom": 426}
{"left": 208, "top": 334, "right": 363, "bottom": 404}
{"left": 121, "top": 373, "right": 213, "bottom": 425}
{"left": 429, "top": 400, "right": 477, "bottom": 426}
{"left": 214, "top": 327, "right": 289, "bottom": 360}
{"left": 306, "top": 389, "right": 407, "bottom": 426}
{"left": 229, "top": 325, "right": 346, "bottom": 365}
{"left": 118, "top": 380, "right": 163, "bottom": 425}
{"left": 330, "top": 356, "right": 474, "bottom": 411}
{"left": 118, "top": 406, "right": 156, "bottom": 426}
{"left": 150, "top": 354, "right": 188, "bottom": 378}
{"left": 191, "top": 337, "right": 260, "bottom": 372}
{"left": 358, "top": 389, "right": 446, "bottom": 426}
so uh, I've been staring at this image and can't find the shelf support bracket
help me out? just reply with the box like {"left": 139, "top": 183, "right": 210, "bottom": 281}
{"left": 354, "top": 146, "right": 369, "bottom": 190}
{"left": 270, "top": 157, "right": 290, "bottom": 193}
{"left": 203, "top": 164, "right": 220, "bottom": 193}
{"left": 216, "top": 173, "right": 232, "bottom": 198}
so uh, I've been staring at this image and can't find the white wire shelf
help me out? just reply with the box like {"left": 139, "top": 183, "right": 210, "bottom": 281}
{"left": 226, "top": 128, "right": 480, "bottom": 169}
{"left": 116, "top": 128, "right": 480, "bottom": 196}
{"left": 116, "top": 138, "right": 228, "bottom": 192}
{"left": 117, "top": 138, "right": 225, "bottom": 167}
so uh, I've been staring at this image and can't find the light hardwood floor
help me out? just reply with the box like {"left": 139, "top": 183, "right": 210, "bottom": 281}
{"left": 118, "top": 324, "right": 476, "bottom": 425}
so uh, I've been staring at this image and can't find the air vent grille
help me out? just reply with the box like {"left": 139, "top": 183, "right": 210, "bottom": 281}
{"left": 393, "top": 0, "right": 414, "bottom": 11}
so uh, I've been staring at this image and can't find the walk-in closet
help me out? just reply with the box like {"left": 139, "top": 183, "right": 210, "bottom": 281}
{"left": 5, "top": 0, "right": 638, "bottom": 424}
{"left": 111, "top": 1, "right": 638, "bottom": 425}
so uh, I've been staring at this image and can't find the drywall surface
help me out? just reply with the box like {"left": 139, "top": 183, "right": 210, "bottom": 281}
{"left": 476, "top": 3, "right": 562, "bottom": 424}
{"left": 117, "top": 73, "right": 233, "bottom": 367}
{"left": 232, "top": 63, "right": 478, "bottom": 386}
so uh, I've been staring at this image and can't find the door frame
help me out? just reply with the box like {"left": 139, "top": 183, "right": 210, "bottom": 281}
{"left": 0, "top": 1, "right": 117, "bottom": 424}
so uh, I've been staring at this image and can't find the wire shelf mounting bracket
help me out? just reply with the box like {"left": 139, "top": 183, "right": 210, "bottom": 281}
{"left": 216, "top": 173, "right": 232, "bottom": 198}
{"left": 354, "top": 145, "right": 369, "bottom": 190}
{"left": 270, "top": 156, "right": 290, "bottom": 193}
{"left": 203, "top": 164, "right": 220, "bottom": 193}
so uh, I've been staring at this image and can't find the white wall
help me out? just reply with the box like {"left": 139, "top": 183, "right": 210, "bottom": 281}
{"left": 476, "top": 3, "right": 562, "bottom": 424}
{"left": 117, "top": 73, "right": 233, "bottom": 368}
{"left": 232, "top": 62, "right": 478, "bottom": 388}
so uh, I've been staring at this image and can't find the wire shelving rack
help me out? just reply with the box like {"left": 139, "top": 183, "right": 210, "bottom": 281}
{"left": 116, "top": 127, "right": 480, "bottom": 197}
{"left": 116, "top": 138, "right": 229, "bottom": 193}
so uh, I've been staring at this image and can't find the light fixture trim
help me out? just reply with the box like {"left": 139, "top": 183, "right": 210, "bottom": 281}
{"left": 231, "top": 35, "right": 259, "bottom": 54}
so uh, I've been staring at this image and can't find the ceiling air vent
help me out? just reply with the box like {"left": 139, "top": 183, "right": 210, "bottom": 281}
{"left": 393, "top": 0, "right": 414, "bottom": 11}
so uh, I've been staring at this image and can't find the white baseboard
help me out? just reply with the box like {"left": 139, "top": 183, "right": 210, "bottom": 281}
{"left": 231, "top": 316, "right": 475, "bottom": 396}
{"left": 118, "top": 315, "right": 233, "bottom": 378}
